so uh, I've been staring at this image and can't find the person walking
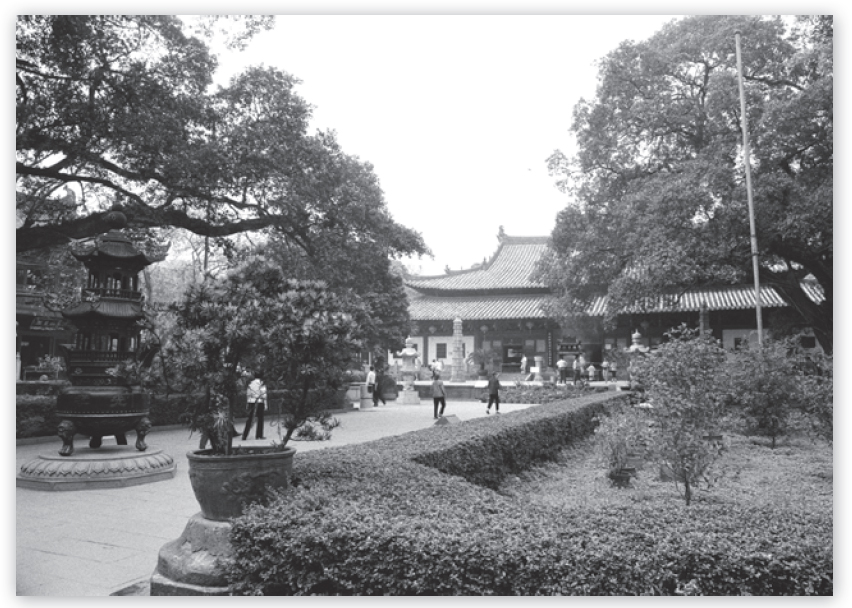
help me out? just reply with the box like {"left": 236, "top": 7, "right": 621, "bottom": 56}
{"left": 486, "top": 371, "right": 502, "bottom": 414}
{"left": 431, "top": 372, "right": 447, "bottom": 419}
{"left": 366, "top": 366, "right": 378, "bottom": 406}
{"left": 242, "top": 372, "right": 267, "bottom": 440}
{"left": 373, "top": 367, "right": 387, "bottom": 407}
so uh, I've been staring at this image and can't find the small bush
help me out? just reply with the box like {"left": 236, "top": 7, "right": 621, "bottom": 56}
{"left": 16, "top": 394, "right": 61, "bottom": 439}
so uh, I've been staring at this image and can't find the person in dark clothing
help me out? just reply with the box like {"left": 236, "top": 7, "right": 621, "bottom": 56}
{"left": 432, "top": 373, "right": 447, "bottom": 419}
{"left": 486, "top": 371, "right": 502, "bottom": 414}
{"left": 373, "top": 368, "right": 387, "bottom": 407}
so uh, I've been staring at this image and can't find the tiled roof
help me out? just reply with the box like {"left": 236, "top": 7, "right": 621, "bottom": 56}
{"left": 405, "top": 233, "right": 826, "bottom": 320}
{"left": 405, "top": 236, "right": 548, "bottom": 293}
{"left": 411, "top": 283, "right": 825, "bottom": 321}
{"left": 408, "top": 292, "right": 549, "bottom": 321}
{"left": 587, "top": 282, "right": 825, "bottom": 315}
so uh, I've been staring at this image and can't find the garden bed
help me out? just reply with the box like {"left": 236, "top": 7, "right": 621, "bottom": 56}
{"left": 224, "top": 392, "right": 831, "bottom": 595}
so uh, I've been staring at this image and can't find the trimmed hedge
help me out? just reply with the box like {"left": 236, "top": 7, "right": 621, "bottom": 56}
{"left": 225, "top": 392, "right": 832, "bottom": 596}
{"left": 479, "top": 383, "right": 609, "bottom": 405}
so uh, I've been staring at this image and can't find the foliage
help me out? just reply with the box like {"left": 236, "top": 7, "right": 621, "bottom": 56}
{"left": 630, "top": 325, "right": 730, "bottom": 504}
{"left": 480, "top": 382, "right": 603, "bottom": 405}
{"left": 726, "top": 337, "right": 807, "bottom": 448}
{"left": 222, "top": 393, "right": 830, "bottom": 595}
{"left": 257, "top": 227, "right": 417, "bottom": 356}
{"left": 536, "top": 15, "right": 833, "bottom": 352}
{"left": 161, "top": 256, "right": 362, "bottom": 454}
{"left": 16, "top": 15, "right": 429, "bottom": 277}
{"left": 377, "top": 374, "right": 398, "bottom": 395}
{"left": 466, "top": 347, "right": 498, "bottom": 374}
{"left": 593, "top": 404, "right": 653, "bottom": 477}
{"left": 16, "top": 394, "right": 60, "bottom": 439}
{"left": 35, "top": 355, "right": 64, "bottom": 372}
{"left": 797, "top": 349, "right": 833, "bottom": 442}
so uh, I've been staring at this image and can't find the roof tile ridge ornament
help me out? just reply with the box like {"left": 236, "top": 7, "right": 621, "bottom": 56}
{"left": 405, "top": 233, "right": 548, "bottom": 285}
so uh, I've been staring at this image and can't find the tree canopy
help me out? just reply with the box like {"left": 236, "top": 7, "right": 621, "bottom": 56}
{"left": 16, "top": 15, "right": 428, "bottom": 267}
{"left": 536, "top": 16, "right": 832, "bottom": 352}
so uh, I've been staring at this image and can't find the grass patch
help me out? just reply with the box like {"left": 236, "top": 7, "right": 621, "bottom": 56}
{"left": 500, "top": 430, "right": 832, "bottom": 516}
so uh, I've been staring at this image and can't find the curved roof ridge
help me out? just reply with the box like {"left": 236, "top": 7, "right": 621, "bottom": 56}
{"left": 405, "top": 234, "right": 549, "bottom": 292}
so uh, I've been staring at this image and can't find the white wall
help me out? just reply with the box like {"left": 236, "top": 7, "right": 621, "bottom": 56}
{"left": 426, "top": 335, "right": 474, "bottom": 366}
{"left": 721, "top": 329, "right": 768, "bottom": 351}
{"left": 388, "top": 334, "right": 475, "bottom": 368}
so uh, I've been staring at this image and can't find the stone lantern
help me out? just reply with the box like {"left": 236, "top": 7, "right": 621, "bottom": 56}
{"left": 17, "top": 209, "right": 176, "bottom": 490}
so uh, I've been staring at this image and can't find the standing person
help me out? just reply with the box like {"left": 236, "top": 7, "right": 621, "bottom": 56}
{"left": 602, "top": 359, "right": 610, "bottom": 382}
{"left": 519, "top": 354, "right": 527, "bottom": 377}
{"left": 486, "top": 371, "right": 502, "bottom": 414}
{"left": 556, "top": 355, "right": 569, "bottom": 384}
{"left": 242, "top": 372, "right": 267, "bottom": 440}
{"left": 431, "top": 372, "right": 447, "bottom": 419}
{"left": 435, "top": 358, "right": 444, "bottom": 375}
{"left": 366, "top": 366, "right": 377, "bottom": 406}
{"left": 373, "top": 366, "right": 387, "bottom": 407}
{"left": 610, "top": 359, "right": 618, "bottom": 382}
{"left": 588, "top": 363, "right": 597, "bottom": 383}
{"left": 572, "top": 354, "right": 581, "bottom": 386}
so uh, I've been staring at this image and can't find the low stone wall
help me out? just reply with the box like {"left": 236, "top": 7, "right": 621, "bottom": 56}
{"left": 404, "top": 381, "right": 488, "bottom": 401}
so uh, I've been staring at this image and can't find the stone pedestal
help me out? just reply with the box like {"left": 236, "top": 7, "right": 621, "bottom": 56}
{"left": 17, "top": 446, "right": 176, "bottom": 491}
{"left": 398, "top": 374, "right": 421, "bottom": 404}
{"left": 150, "top": 513, "right": 232, "bottom": 596}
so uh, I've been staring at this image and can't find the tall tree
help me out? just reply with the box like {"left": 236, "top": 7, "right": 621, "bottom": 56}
{"left": 17, "top": 15, "right": 428, "bottom": 270}
{"left": 536, "top": 16, "right": 832, "bottom": 352}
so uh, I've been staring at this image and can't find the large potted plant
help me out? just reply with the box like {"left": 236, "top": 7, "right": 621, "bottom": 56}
{"left": 466, "top": 347, "right": 497, "bottom": 379}
{"left": 162, "top": 257, "right": 363, "bottom": 521}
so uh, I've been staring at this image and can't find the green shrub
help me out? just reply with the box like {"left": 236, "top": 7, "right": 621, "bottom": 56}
{"left": 225, "top": 391, "right": 831, "bottom": 595}
{"left": 16, "top": 394, "right": 59, "bottom": 439}
{"left": 631, "top": 325, "right": 729, "bottom": 504}
{"left": 479, "top": 382, "right": 600, "bottom": 405}
{"left": 727, "top": 338, "right": 808, "bottom": 448}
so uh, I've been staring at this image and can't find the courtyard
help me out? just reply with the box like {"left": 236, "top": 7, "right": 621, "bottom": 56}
{"left": 16, "top": 399, "right": 536, "bottom": 596}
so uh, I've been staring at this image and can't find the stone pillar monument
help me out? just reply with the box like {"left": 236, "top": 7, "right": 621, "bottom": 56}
{"left": 451, "top": 317, "right": 465, "bottom": 382}
{"left": 396, "top": 337, "right": 421, "bottom": 404}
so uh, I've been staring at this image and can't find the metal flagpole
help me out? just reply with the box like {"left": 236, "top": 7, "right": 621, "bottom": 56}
{"left": 735, "top": 30, "right": 763, "bottom": 347}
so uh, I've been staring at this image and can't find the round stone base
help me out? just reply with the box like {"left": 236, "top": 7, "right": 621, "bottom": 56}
{"left": 16, "top": 446, "right": 176, "bottom": 491}
{"left": 150, "top": 513, "right": 233, "bottom": 596}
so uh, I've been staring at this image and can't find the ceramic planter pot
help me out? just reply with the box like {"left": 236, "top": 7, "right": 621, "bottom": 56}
{"left": 187, "top": 446, "right": 296, "bottom": 521}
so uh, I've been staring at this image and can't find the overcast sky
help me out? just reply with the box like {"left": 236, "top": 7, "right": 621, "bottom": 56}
{"left": 206, "top": 13, "right": 685, "bottom": 275}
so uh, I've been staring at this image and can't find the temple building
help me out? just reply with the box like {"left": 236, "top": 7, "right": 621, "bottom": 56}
{"left": 397, "top": 232, "right": 824, "bottom": 374}
{"left": 16, "top": 261, "right": 75, "bottom": 380}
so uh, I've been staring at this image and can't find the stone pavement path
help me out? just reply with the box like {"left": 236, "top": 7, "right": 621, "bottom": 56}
{"left": 16, "top": 400, "right": 533, "bottom": 596}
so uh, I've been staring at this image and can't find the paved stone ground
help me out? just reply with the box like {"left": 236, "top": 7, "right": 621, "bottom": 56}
{"left": 16, "top": 399, "right": 534, "bottom": 596}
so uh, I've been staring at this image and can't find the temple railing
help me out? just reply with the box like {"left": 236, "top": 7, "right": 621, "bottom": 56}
{"left": 83, "top": 288, "right": 142, "bottom": 300}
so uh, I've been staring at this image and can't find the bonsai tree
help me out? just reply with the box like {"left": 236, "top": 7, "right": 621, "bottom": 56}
{"left": 162, "top": 256, "right": 364, "bottom": 454}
